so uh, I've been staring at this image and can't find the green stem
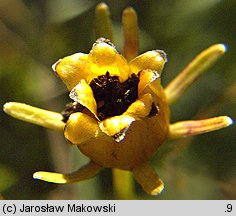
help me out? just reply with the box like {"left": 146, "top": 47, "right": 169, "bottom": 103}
{"left": 112, "top": 168, "right": 135, "bottom": 199}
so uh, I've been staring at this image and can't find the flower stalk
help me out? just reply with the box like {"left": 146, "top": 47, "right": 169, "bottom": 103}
{"left": 112, "top": 169, "right": 135, "bottom": 199}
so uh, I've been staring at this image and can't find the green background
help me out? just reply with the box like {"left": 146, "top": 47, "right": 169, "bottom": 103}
{"left": 0, "top": 0, "right": 235, "bottom": 199}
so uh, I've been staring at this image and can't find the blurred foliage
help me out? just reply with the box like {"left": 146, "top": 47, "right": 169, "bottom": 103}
{"left": 0, "top": 164, "right": 18, "bottom": 192}
{"left": 0, "top": 0, "right": 235, "bottom": 199}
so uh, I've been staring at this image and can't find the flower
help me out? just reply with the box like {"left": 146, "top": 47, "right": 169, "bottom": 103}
{"left": 3, "top": 3, "right": 233, "bottom": 196}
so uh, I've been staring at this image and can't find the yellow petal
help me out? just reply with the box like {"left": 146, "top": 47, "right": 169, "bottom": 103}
{"left": 125, "top": 93, "right": 154, "bottom": 120}
{"left": 69, "top": 79, "right": 97, "bottom": 118}
{"left": 52, "top": 53, "right": 89, "bottom": 90}
{"left": 65, "top": 112, "right": 103, "bottom": 145}
{"left": 138, "top": 69, "right": 160, "bottom": 94}
{"left": 168, "top": 116, "right": 233, "bottom": 139}
{"left": 33, "top": 161, "right": 102, "bottom": 184}
{"left": 99, "top": 115, "right": 135, "bottom": 142}
{"left": 89, "top": 38, "right": 130, "bottom": 82}
{"left": 3, "top": 102, "right": 65, "bottom": 131}
{"left": 132, "top": 162, "right": 164, "bottom": 195}
{"left": 129, "top": 50, "right": 167, "bottom": 75}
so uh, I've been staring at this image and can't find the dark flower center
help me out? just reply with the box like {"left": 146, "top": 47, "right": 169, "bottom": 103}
{"left": 61, "top": 72, "right": 159, "bottom": 122}
{"left": 90, "top": 72, "right": 139, "bottom": 120}
{"left": 61, "top": 102, "right": 84, "bottom": 123}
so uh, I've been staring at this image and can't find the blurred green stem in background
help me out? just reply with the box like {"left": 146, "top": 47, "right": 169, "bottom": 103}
{"left": 112, "top": 169, "right": 135, "bottom": 199}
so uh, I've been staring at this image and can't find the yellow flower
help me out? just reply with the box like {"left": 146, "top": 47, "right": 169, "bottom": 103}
{"left": 3, "top": 3, "right": 233, "bottom": 196}
{"left": 55, "top": 36, "right": 168, "bottom": 168}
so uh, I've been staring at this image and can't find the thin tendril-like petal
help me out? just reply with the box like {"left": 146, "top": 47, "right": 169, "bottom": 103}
{"left": 95, "top": 3, "right": 113, "bottom": 41}
{"left": 168, "top": 116, "right": 233, "bottom": 140}
{"left": 3, "top": 102, "right": 65, "bottom": 131}
{"left": 133, "top": 163, "right": 164, "bottom": 195}
{"left": 165, "top": 44, "right": 226, "bottom": 104}
{"left": 33, "top": 161, "right": 103, "bottom": 184}
{"left": 122, "top": 7, "right": 139, "bottom": 61}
